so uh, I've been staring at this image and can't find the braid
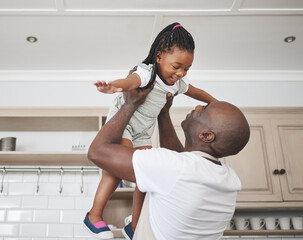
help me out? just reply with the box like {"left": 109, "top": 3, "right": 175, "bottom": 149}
{"left": 141, "top": 22, "right": 195, "bottom": 88}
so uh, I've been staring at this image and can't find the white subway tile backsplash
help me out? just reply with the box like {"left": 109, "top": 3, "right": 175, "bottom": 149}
{"left": 48, "top": 172, "right": 76, "bottom": 183}
{"left": 22, "top": 196, "right": 48, "bottom": 209}
{"left": 73, "top": 223, "right": 91, "bottom": 237}
{"left": 22, "top": 172, "right": 49, "bottom": 183}
{"left": 0, "top": 196, "right": 22, "bottom": 208}
{"left": 3, "top": 238, "right": 32, "bottom": 240}
{"left": 6, "top": 210, "right": 33, "bottom": 222}
{"left": 0, "top": 210, "right": 6, "bottom": 222}
{"left": 60, "top": 209, "right": 86, "bottom": 223}
{"left": 8, "top": 183, "right": 35, "bottom": 196}
{"left": 0, "top": 223, "right": 19, "bottom": 236}
{"left": 3, "top": 170, "right": 302, "bottom": 239}
{"left": 47, "top": 223, "right": 73, "bottom": 237}
{"left": 19, "top": 223, "right": 46, "bottom": 237}
{"left": 33, "top": 210, "right": 60, "bottom": 223}
{"left": 84, "top": 171, "right": 100, "bottom": 183}
{"left": 5, "top": 172, "right": 23, "bottom": 182}
{"left": 57, "top": 183, "right": 85, "bottom": 196}
{"left": 36, "top": 182, "right": 62, "bottom": 196}
{"left": 86, "top": 182, "right": 99, "bottom": 196}
{"left": 48, "top": 196, "right": 75, "bottom": 209}
{"left": 74, "top": 197, "right": 94, "bottom": 210}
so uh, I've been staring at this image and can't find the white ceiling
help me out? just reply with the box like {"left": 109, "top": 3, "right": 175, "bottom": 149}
{"left": 0, "top": 0, "right": 303, "bottom": 81}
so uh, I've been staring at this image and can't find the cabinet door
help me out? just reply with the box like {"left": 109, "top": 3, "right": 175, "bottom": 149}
{"left": 224, "top": 119, "right": 282, "bottom": 202}
{"left": 272, "top": 119, "right": 303, "bottom": 201}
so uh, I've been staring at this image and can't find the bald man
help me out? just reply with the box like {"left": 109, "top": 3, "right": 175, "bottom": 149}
{"left": 88, "top": 87, "right": 250, "bottom": 240}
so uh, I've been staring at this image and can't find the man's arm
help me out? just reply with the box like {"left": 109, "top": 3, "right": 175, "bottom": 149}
{"left": 88, "top": 87, "right": 153, "bottom": 182}
{"left": 157, "top": 93, "right": 184, "bottom": 152}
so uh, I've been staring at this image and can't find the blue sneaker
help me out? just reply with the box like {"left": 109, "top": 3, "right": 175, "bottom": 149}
{"left": 122, "top": 222, "right": 134, "bottom": 240}
{"left": 83, "top": 212, "right": 114, "bottom": 239}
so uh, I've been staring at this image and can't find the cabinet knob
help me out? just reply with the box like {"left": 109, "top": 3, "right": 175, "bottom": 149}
{"left": 279, "top": 169, "right": 286, "bottom": 175}
{"left": 273, "top": 169, "right": 280, "bottom": 175}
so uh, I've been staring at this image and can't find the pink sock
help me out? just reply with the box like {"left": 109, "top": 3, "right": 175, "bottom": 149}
{"left": 94, "top": 221, "right": 107, "bottom": 228}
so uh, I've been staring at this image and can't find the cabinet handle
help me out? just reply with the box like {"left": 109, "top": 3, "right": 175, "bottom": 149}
{"left": 273, "top": 169, "right": 280, "bottom": 175}
{"left": 279, "top": 169, "right": 286, "bottom": 175}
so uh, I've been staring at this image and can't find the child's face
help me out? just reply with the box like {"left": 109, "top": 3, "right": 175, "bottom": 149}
{"left": 156, "top": 46, "right": 194, "bottom": 85}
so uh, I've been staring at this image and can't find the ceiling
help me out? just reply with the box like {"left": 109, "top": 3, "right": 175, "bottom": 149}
{"left": 0, "top": 0, "right": 303, "bottom": 81}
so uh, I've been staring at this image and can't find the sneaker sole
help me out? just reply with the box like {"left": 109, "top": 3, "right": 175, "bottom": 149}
{"left": 83, "top": 222, "right": 114, "bottom": 239}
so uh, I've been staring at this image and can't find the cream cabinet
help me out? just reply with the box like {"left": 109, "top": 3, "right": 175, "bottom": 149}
{"left": 223, "top": 108, "right": 303, "bottom": 207}
{"left": 224, "top": 118, "right": 283, "bottom": 202}
{"left": 170, "top": 107, "right": 303, "bottom": 208}
{"left": 271, "top": 118, "right": 303, "bottom": 201}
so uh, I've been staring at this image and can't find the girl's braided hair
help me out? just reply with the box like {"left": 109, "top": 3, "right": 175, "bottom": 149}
{"left": 141, "top": 22, "right": 195, "bottom": 88}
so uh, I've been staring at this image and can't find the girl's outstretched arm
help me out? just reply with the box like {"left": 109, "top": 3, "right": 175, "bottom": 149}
{"left": 94, "top": 71, "right": 141, "bottom": 94}
{"left": 184, "top": 84, "right": 218, "bottom": 103}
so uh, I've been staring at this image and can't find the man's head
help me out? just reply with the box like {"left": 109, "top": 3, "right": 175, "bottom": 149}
{"left": 181, "top": 101, "right": 250, "bottom": 158}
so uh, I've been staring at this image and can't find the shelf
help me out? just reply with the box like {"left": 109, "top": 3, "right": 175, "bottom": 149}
{"left": 112, "top": 229, "right": 124, "bottom": 238}
{"left": 0, "top": 151, "right": 94, "bottom": 166}
{"left": 111, "top": 229, "right": 303, "bottom": 237}
{"left": 112, "top": 187, "right": 135, "bottom": 199}
{"left": 0, "top": 116, "right": 99, "bottom": 131}
{"left": 236, "top": 202, "right": 303, "bottom": 211}
{"left": 224, "top": 230, "right": 303, "bottom": 236}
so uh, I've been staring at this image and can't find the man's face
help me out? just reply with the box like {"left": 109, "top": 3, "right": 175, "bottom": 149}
{"left": 181, "top": 104, "right": 210, "bottom": 132}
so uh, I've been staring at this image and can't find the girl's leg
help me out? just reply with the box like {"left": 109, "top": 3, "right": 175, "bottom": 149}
{"left": 131, "top": 145, "right": 152, "bottom": 232}
{"left": 88, "top": 138, "right": 133, "bottom": 224}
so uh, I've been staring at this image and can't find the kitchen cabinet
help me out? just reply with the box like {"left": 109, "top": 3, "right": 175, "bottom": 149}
{"left": 271, "top": 118, "right": 303, "bottom": 201}
{"left": 223, "top": 108, "right": 303, "bottom": 206}
{"left": 170, "top": 107, "right": 303, "bottom": 208}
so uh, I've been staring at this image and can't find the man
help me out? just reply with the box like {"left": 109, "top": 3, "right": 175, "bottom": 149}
{"left": 88, "top": 86, "right": 250, "bottom": 240}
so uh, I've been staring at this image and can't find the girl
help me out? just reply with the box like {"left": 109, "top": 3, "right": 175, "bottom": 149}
{"left": 84, "top": 22, "right": 217, "bottom": 240}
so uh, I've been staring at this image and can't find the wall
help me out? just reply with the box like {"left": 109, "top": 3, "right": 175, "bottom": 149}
{"left": 0, "top": 80, "right": 303, "bottom": 107}
{"left": 1, "top": 76, "right": 303, "bottom": 239}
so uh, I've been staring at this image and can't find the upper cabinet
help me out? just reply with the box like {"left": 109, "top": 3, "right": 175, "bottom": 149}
{"left": 170, "top": 107, "right": 303, "bottom": 208}
{"left": 224, "top": 108, "right": 303, "bottom": 207}
{"left": 271, "top": 119, "right": 303, "bottom": 201}
{"left": 224, "top": 118, "right": 283, "bottom": 202}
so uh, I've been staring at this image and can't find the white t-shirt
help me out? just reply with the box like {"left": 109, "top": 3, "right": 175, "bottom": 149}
{"left": 134, "top": 63, "right": 189, "bottom": 95}
{"left": 132, "top": 148, "right": 241, "bottom": 240}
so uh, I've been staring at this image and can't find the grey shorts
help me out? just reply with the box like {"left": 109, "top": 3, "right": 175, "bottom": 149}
{"left": 106, "top": 89, "right": 167, "bottom": 148}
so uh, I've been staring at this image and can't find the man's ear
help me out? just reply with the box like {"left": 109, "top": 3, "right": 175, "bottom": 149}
{"left": 199, "top": 130, "right": 215, "bottom": 143}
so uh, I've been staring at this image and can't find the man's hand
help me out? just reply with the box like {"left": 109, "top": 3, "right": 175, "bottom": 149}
{"left": 94, "top": 80, "right": 123, "bottom": 94}
{"left": 123, "top": 85, "right": 153, "bottom": 108}
{"left": 126, "top": 66, "right": 137, "bottom": 78}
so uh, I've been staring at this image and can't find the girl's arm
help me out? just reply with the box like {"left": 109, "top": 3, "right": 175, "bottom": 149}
{"left": 157, "top": 93, "right": 184, "bottom": 152}
{"left": 94, "top": 72, "right": 141, "bottom": 94}
{"left": 184, "top": 84, "right": 218, "bottom": 103}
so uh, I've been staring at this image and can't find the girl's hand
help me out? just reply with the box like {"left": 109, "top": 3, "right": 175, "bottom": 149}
{"left": 160, "top": 93, "right": 174, "bottom": 114}
{"left": 94, "top": 80, "right": 123, "bottom": 94}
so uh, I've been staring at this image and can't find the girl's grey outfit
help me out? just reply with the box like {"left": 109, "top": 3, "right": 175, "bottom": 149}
{"left": 106, "top": 63, "right": 189, "bottom": 148}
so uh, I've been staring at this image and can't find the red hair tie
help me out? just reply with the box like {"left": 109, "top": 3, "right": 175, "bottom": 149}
{"left": 172, "top": 24, "right": 183, "bottom": 30}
